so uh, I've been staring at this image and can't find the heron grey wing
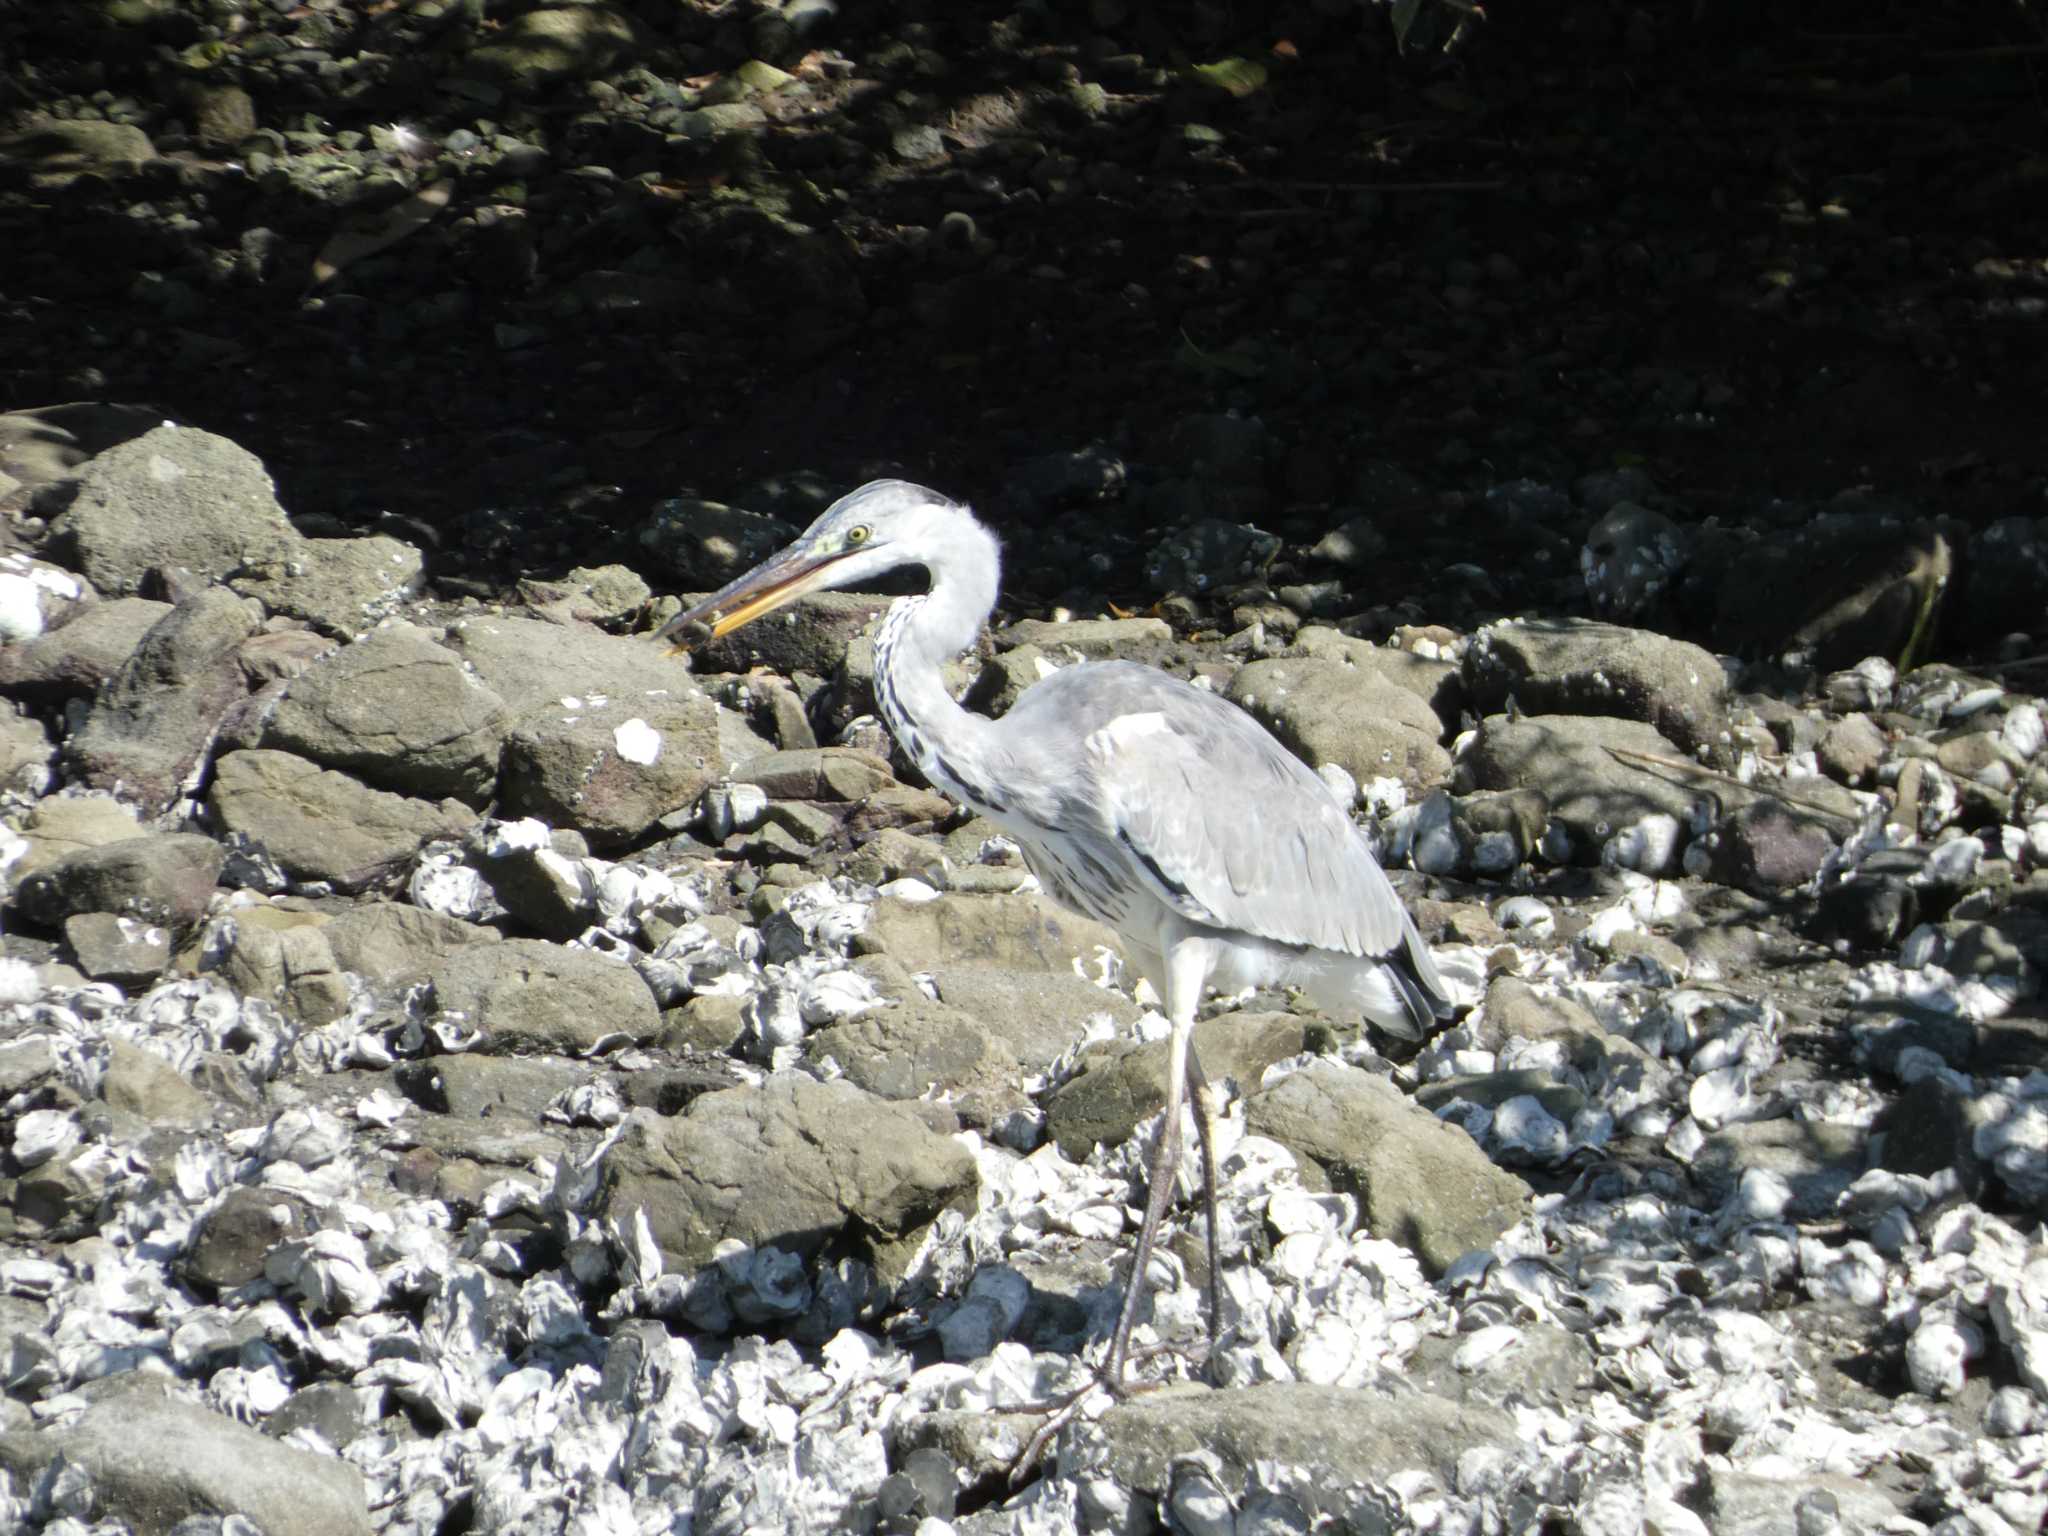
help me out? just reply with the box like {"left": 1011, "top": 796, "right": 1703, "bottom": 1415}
{"left": 1081, "top": 685, "right": 1418, "bottom": 960}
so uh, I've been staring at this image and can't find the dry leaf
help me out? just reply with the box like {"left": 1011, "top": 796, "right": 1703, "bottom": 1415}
{"left": 310, "top": 181, "right": 452, "bottom": 286}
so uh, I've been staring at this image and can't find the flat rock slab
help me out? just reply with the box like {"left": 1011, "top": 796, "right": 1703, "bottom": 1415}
{"left": 499, "top": 690, "right": 723, "bottom": 847}
{"left": 438, "top": 610, "right": 696, "bottom": 720}
{"left": 229, "top": 533, "right": 424, "bottom": 636}
{"left": 734, "top": 745, "right": 897, "bottom": 801}
{"left": 854, "top": 891, "right": 1122, "bottom": 973}
{"left": 40, "top": 424, "right": 301, "bottom": 596}
{"left": 1226, "top": 656, "right": 1452, "bottom": 795}
{"left": 804, "top": 992, "right": 1027, "bottom": 1123}
{"left": 1090, "top": 1380, "right": 1514, "bottom": 1496}
{"left": 429, "top": 936, "right": 660, "bottom": 1052}
{"left": 1460, "top": 713, "right": 1695, "bottom": 853}
{"left": 595, "top": 1076, "right": 977, "bottom": 1285}
{"left": 1248, "top": 1059, "right": 1530, "bottom": 1275}
{"left": 1465, "top": 616, "right": 1732, "bottom": 764}
{"left": 263, "top": 622, "right": 510, "bottom": 803}
{"left": 1292, "top": 625, "right": 1463, "bottom": 721}
{"left": 320, "top": 900, "right": 500, "bottom": 985}
{"left": 1463, "top": 713, "right": 1860, "bottom": 866}
{"left": 100, "top": 1037, "right": 210, "bottom": 1124}
{"left": 926, "top": 963, "right": 1141, "bottom": 1071}
{"left": 210, "top": 748, "right": 476, "bottom": 892}
{"left": 5, "top": 793, "right": 142, "bottom": 882}
{"left": 0, "top": 403, "right": 159, "bottom": 501}
{"left": 0, "top": 1379, "right": 370, "bottom": 1536}
{"left": 65, "top": 588, "right": 258, "bottom": 813}
{"left": 1048, "top": 1010, "right": 1306, "bottom": 1159}
{"left": 0, "top": 119, "right": 157, "bottom": 190}
{"left": 396, "top": 1052, "right": 590, "bottom": 1120}
{"left": 64, "top": 911, "right": 173, "bottom": 988}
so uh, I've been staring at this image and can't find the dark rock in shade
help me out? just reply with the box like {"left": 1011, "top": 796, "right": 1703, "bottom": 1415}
{"left": 0, "top": 595, "right": 172, "bottom": 701}
{"left": 1710, "top": 799, "right": 1839, "bottom": 894}
{"left": 264, "top": 1381, "right": 371, "bottom": 1449}
{"left": 683, "top": 591, "right": 891, "bottom": 680}
{"left": 1877, "top": 1075, "right": 1988, "bottom": 1201}
{"left": 0, "top": 119, "right": 156, "bottom": 191}
{"left": 1459, "top": 713, "right": 1694, "bottom": 858}
{"left": 642, "top": 497, "right": 800, "bottom": 589}
{"left": 12, "top": 832, "right": 225, "bottom": 937}
{"left": 1778, "top": 521, "right": 1952, "bottom": 673}
{"left": 1464, "top": 616, "right": 1733, "bottom": 765}
{"left": 210, "top": 748, "right": 476, "bottom": 892}
{"left": 39, "top": 424, "right": 302, "bottom": 596}
{"left": 0, "top": 1376, "right": 371, "bottom": 1536}
{"left": 1247, "top": 1060, "right": 1529, "bottom": 1275}
{"left": 1808, "top": 872, "right": 1918, "bottom": 951}
{"left": 595, "top": 1076, "right": 977, "bottom": 1286}
{"left": 1960, "top": 515, "right": 2048, "bottom": 650}
{"left": 262, "top": 622, "right": 510, "bottom": 804}
{"left": 1684, "top": 509, "right": 1952, "bottom": 673}
{"left": 65, "top": 587, "right": 259, "bottom": 814}
{"left": 181, "top": 1187, "right": 322, "bottom": 1291}
{"left": 428, "top": 937, "right": 662, "bottom": 1053}
{"left": 1694, "top": 1117, "right": 1866, "bottom": 1221}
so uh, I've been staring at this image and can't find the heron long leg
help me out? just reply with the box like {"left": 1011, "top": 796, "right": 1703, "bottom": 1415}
{"left": 1105, "top": 935, "right": 1213, "bottom": 1387}
{"left": 1185, "top": 1045, "right": 1223, "bottom": 1354}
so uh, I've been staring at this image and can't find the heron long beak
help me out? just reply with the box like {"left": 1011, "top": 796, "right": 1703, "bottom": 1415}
{"left": 657, "top": 543, "right": 855, "bottom": 647}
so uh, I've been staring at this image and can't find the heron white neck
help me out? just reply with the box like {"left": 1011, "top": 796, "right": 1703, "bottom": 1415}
{"left": 870, "top": 513, "right": 1011, "bottom": 814}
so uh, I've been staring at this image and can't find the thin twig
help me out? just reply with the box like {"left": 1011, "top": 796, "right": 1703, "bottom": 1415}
{"left": 1602, "top": 746, "right": 1866, "bottom": 828}
{"left": 1971, "top": 652, "right": 2048, "bottom": 674}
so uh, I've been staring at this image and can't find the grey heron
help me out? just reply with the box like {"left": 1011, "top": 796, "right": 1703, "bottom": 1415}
{"left": 662, "top": 479, "right": 1450, "bottom": 1388}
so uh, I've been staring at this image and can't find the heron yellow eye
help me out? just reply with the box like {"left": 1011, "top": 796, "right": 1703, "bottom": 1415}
{"left": 846, "top": 525, "right": 872, "bottom": 546}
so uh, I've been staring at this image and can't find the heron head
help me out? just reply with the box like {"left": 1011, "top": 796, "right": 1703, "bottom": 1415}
{"left": 658, "top": 479, "right": 968, "bottom": 644}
